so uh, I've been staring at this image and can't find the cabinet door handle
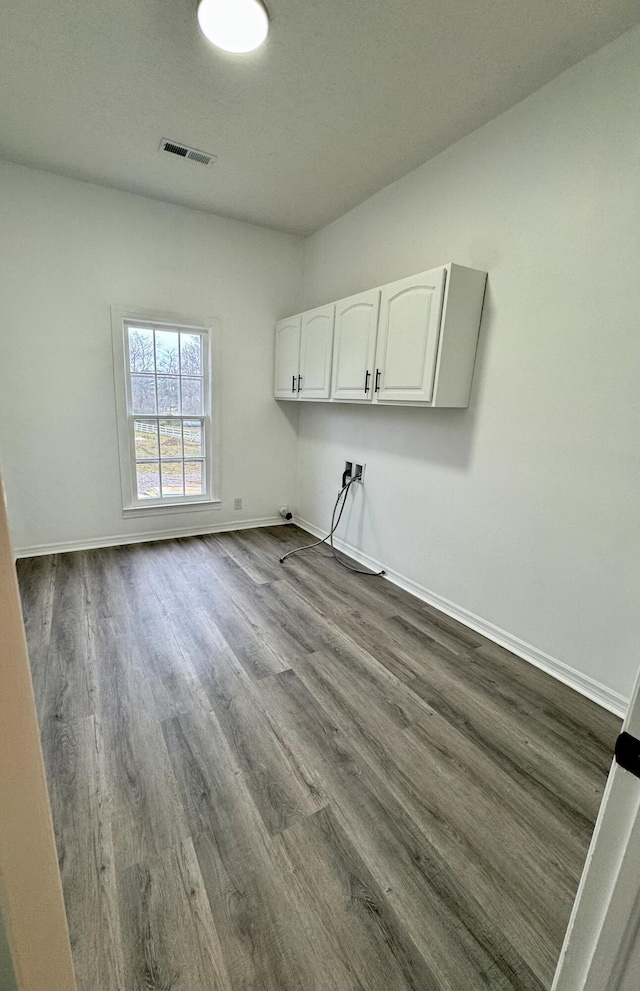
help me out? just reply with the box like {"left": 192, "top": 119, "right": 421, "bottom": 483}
{"left": 292, "top": 374, "right": 296, "bottom": 393}
{"left": 297, "top": 374, "right": 303, "bottom": 393}
{"left": 364, "top": 369, "right": 370, "bottom": 394}
{"left": 375, "top": 368, "right": 381, "bottom": 393}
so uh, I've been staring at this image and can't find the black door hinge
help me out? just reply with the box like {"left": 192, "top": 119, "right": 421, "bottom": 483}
{"left": 614, "top": 732, "right": 640, "bottom": 779}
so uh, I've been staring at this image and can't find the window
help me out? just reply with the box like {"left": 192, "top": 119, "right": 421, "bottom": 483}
{"left": 112, "top": 308, "right": 219, "bottom": 513}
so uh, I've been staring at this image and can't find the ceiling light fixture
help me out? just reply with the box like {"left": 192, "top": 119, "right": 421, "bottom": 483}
{"left": 197, "top": 0, "right": 269, "bottom": 54}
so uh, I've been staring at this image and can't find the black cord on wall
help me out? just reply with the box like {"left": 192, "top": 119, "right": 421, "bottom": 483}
{"left": 278, "top": 476, "right": 385, "bottom": 576}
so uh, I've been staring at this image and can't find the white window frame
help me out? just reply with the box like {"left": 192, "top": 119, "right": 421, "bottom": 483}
{"left": 111, "top": 306, "right": 221, "bottom": 516}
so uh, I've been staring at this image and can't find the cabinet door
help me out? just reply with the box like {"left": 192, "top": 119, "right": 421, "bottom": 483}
{"left": 274, "top": 315, "right": 301, "bottom": 399}
{"left": 331, "top": 289, "right": 380, "bottom": 401}
{"left": 299, "top": 304, "right": 335, "bottom": 400}
{"left": 375, "top": 267, "right": 446, "bottom": 404}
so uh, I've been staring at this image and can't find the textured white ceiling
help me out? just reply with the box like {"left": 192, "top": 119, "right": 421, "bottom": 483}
{"left": 1, "top": 0, "right": 638, "bottom": 235}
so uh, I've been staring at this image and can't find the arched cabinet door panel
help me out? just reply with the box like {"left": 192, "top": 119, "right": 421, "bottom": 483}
{"left": 299, "top": 304, "right": 335, "bottom": 400}
{"left": 331, "top": 289, "right": 380, "bottom": 402}
{"left": 375, "top": 267, "right": 446, "bottom": 404}
{"left": 274, "top": 315, "right": 301, "bottom": 399}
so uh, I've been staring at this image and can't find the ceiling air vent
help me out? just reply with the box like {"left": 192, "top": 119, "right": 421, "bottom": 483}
{"left": 159, "top": 138, "right": 216, "bottom": 166}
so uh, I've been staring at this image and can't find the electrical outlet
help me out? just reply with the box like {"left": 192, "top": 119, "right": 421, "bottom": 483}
{"left": 234, "top": 497, "right": 242, "bottom": 510}
{"left": 344, "top": 461, "right": 353, "bottom": 480}
{"left": 354, "top": 463, "right": 366, "bottom": 482}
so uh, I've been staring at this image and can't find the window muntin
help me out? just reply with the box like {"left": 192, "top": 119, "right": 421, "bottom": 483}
{"left": 123, "top": 320, "right": 211, "bottom": 506}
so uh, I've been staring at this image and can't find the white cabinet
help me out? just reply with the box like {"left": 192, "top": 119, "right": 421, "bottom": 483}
{"left": 331, "top": 289, "right": 380, "bottom": 401}
{"left": 372, "top": 263, "right": 487, "bottom": 407}
{"left": 374, "top": 268, "right": 446, "bottom": 404}
{"left": 298, "top": 304, "right": 334, "bottom": 400}
{"left": 427, "top": 263, "right": 488, "bottom": 408}
{"left": 274, "top": 315, "right": 301, "bottom": 399}
{"left": 274, "top": 263, "right": 487, "bottom": 408}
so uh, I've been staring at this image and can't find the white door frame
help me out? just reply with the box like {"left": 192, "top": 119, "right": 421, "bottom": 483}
{"left": 0, "top": 472, "right": 77, "bottom": 991}
{"left": 553, "top": 665, "right": 640, "bottom": 990}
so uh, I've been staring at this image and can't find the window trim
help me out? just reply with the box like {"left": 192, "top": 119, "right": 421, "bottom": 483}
{"left": 111, "top": 305, "right": 221, "bottom": 516}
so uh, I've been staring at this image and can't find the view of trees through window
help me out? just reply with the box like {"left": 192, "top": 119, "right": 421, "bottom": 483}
{"left": 126, "top": 325, "right": 208, "bottom": 500}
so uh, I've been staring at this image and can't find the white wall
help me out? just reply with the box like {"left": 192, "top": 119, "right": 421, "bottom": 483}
{"left": 298, "top": 26, "right": 640, "bottom": 704}
{"left": 0, "top": 163, "right": 303, "bottom": 553}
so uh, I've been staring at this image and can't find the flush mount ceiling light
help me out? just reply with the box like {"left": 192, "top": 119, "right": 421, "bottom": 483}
{"left": 197, "top": 0, "right": 269, "bottom": 54}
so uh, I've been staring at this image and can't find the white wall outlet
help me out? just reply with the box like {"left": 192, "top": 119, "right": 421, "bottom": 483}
{"left": 354, "top": 463, "right": 366, "bottom": 482}
{"left": 234, "top": 497, "right": 242, "bottom": 510}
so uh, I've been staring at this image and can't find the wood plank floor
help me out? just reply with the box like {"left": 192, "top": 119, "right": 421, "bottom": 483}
{"left": 18, "top": 525, "right": 620, "bottom": 991}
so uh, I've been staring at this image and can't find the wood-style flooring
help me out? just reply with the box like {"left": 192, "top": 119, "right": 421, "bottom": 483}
{"left": 17, "top": 525, "right": 620, "bottom": 991}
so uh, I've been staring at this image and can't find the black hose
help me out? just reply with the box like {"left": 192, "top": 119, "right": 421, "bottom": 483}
{"left": 278, "top": 477, "right": 385, "bottom": 576}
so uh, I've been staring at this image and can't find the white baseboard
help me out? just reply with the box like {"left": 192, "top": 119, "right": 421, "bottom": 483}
{"left": 14, "top": 516, "right": 286, "bottom": 559}
{"left": 294, "top": 516, "right": 628, "bottom": 719}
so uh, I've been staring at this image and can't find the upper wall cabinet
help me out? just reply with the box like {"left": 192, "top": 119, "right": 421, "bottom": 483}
{"left": 275, "top": 263, "right": 487, "bottom": 407}
{"left": 375, "top": 268, "right": 445, "bottom": 404}
{"left": 299, "top": 304, "right": 335, "bottom": 400}
{"left": 274, "top": 314, "right": 301, "bottom": 398}
{"left": 331, "top": 289, "right": 381, "bottom": 401}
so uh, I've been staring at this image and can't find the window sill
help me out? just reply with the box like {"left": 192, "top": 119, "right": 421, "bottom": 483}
{"left": 122, "top": 499, "right": 222, "bottom": 519}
